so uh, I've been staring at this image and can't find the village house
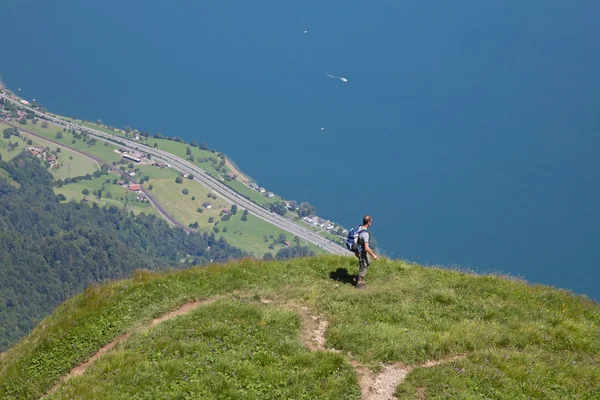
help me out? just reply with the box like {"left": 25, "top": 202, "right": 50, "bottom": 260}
{"left": 127, "top": 170, "right": 136, "bottom": 177}
{"left": 19, "top": 100, "right": 30, "bottom": 106}
{"left": 154, "top": 161, "right": 165, "bottom": 168}
{"left": 222, "top": 208, "right": 230, "bottom": 214}
{"left": 202, "top": 202, "right": 212, "bottom": 209}
{"left": 46, "top": 156, "right": 57, "bottom": 165}
{"left": 267, "top": 192, "right": 275, "bottom": 198}
{"left": 183, "top": 173, "right": 189, "bottom": 178}
{"left": 284, "top": 241, "right": 291, "bottom": 247}
{"left": 226, "top": 172, "right": 237, "bottom": 180}
{"left": 83, "top": 196, "right": 89, "bottom": 203}
{"left": 128, "top": 183, "right": 141, "bottom": 192}
{"left": 137, "top": 194, "right": 147, "bottom": 201}
{"left": 28, "top": 146, "right": 48, "bottom": 157}
{"left": 258, "top": 187, "right": 266, "bottom": 194}
{"left": 117, "top": 180, "right": 126, "bottom": 186}
{"left": 248, "top": 182, "right": 258, "bottom": 190}
{"left": 302, "top": 215, "right": 317, "bottom": 225}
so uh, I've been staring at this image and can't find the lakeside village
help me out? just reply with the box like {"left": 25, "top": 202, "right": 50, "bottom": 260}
{"left": 116, "top": 147, "right": 349, "bottom": 237}
{"left": 0, "top": 87, "right": 349, "bottom": 241}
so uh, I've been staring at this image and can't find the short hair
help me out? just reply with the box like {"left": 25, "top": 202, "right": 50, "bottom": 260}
{"left": 363, "top": 215, "right": 372, "bottom": 225}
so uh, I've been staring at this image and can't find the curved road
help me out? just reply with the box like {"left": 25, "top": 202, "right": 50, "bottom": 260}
{"left": 2, "top": 94, "right": 349, "bottom": 256}
{"left": 4, "top": 120, "right": 192, "bottom": 232}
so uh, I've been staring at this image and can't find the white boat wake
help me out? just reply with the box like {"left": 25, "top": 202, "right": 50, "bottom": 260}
{"left": 326, "top": 74, "right": 348, "bottom": 83}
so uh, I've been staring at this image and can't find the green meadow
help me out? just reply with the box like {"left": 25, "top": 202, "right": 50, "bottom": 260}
{"left": 1, "top": 256, "right": 598, "bottom": 399}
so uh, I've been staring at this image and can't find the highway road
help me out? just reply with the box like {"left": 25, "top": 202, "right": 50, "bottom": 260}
{"left": 1, "top": 94, "right": 349, "bottom": 256}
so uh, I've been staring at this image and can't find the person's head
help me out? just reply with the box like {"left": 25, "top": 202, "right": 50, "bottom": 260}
{"left": 362, "top": 215, "right": 372, "bottom": 227}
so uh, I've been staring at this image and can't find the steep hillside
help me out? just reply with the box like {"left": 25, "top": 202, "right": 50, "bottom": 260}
{"left": 1, "top": 256, "right": 598, "bottom": 399}
{"left": 0, "top": 153, "right": 243, "bottom": 350}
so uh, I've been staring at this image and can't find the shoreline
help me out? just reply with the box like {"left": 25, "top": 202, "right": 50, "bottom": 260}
{"left": 224, "top": 156, "right": 252, "bottom": 184}
{"left": 0, "top": 82, "right": 351, "bottom": 254}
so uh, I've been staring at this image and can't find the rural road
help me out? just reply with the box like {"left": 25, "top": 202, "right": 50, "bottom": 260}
{"left": 1, "top": 94, "right": 349, "bottom": 256}
{"left": 3, "top": 120, "right": 191, "bottom": 232}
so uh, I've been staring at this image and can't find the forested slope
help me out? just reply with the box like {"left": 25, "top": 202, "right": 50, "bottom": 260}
{"left": 0, "top": 153, "right": 244, "bottom": 350}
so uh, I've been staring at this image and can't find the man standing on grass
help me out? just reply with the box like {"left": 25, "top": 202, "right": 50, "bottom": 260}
{"left": 355, "top": 215, "right": 378, "bottom": 289}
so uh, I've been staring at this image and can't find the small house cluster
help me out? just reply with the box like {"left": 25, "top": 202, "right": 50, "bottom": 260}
{"left": 0, "top": 110, "right": 26, "bottom": 122}
{"left": 246, "top": 182, "right": 276, "bottom": 198}
{"left": 27, "top": 146, "right": 58, "bottom": 166}
{"left": 302, "top": 215, "right": 337, "bottom": 231}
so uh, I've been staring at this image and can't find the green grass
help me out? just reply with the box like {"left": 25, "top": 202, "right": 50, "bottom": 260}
{"left": 143, "top": 166, "right": 229, "bottom": 225}
{"left": 1, "top": 122, "right": 98, "bottom": 179}
{"left": 17, "top": 121, "right": 122, "bottom": 164}
{"left": 136, "top": 137, "right": 280, "bottom": 207}
{"left": 49, "top": 300, "right": 357, "bottom": 400}
{"left": 141, "top": 165, "right": 314, "bottom": 256}
{"left": 0, "top": 166, "right": 20, "bottom": 188}
{"left": 54, "top": 176, "right": 157, "bottom": 217}
{"left": 1, "top": 256, "right": 598, "bottom": 399}
{"left": 227, "top": 179, "right": 278, "bottom": 206}
{"left": 0, "top": 122, "right": 23, "bottom": 161}
{"left": 10, "top": 120, "right": 333, "bottom": 252}
{"left": 0, "top": 136, "right": 16, "bottom": 161}
{"left": 217, "top": 212, "right": 320, "bottom": 256}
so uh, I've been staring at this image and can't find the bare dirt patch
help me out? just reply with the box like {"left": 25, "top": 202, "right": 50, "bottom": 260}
{"left": 43, "top": 297, "right": 219, "bottom": 398}
{"left": 361, "top": 363, "right": 410, "bottom": 400}
{"left": 224, "top": 158, "right": 250, "bottom": 183}
{"left": 358, "top": 355, "right": 465, "bottom": 400}
{"left": 295, "top": 306, "right": 330, "bottom": 351}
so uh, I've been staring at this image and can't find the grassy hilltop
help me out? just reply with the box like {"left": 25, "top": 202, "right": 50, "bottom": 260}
{"left": 1, "top": 256, "right": 598, "bottom": 399}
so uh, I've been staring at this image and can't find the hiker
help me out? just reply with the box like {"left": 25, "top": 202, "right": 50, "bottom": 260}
{"left": 346, "top": 215, "right": 378, "bottom": 289}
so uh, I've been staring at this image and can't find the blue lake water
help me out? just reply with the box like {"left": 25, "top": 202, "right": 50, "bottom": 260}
{"left": 1, "top": 0, "right": 599, "bottom": 299}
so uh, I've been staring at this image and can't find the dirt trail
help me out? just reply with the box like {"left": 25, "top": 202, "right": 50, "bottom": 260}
{"left": 357, "top": 355, "right": 466, "bottom": 400}
{"left": 45, "top": 297, "right": 464, "bottom": 399}
{"left": 43, "top": 298, "right": 218, "bottom": 398}
{"left": 287, "top": 301, "right": 465, "bottom": 400}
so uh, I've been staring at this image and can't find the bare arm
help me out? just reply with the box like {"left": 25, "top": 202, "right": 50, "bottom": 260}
{"left": 364, "top": 242, "right": 378, "bottom": 260}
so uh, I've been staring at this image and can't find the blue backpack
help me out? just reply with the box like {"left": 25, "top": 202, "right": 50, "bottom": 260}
{"left": 345, "top": 225, "right": 367, "bottom": 253}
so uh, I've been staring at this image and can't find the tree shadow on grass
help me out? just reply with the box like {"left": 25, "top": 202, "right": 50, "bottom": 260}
{"left": 329, "top": 268, "right": 357, "bottom": 286}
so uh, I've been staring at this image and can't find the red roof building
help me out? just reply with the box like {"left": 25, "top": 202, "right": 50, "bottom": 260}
{"left": 128, "top": 183, "right": 141, "bottom": 191}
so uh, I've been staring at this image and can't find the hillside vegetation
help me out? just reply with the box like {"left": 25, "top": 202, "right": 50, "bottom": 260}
{"left": 1, "top": 256, "right": 598, "bottom": 399}
{"left": 0, "top": 154, "right": 243, "bottom": 350}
